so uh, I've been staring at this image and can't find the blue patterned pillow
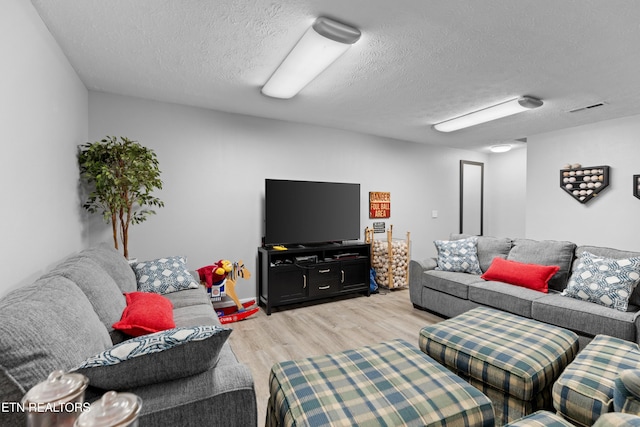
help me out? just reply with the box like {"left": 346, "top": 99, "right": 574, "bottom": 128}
{"left": 434, "top": 237, "right": 482, "bottom": 275}
{"left": 133, "top": 256, "right": 199, "bottom": 294}
{"left": 563, "top": 251, "right": 640, "bottom": 312}
{"left": 73, "top": 325, "right": 232, "bottom": 389}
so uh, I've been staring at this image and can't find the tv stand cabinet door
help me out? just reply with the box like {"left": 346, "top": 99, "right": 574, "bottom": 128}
{"left": 269, "top": 267, "right": 307, "bottom": 305}
{"left": 341, "top": 259, "right": 370, "bottom": 293}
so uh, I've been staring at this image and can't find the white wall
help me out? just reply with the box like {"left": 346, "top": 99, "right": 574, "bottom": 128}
{"left": 485, "top": 147, "right": 527, "bottom": 238}
{"left": 526, "top": 114, "right": 640, "bottom": 250}
{"left": 0, "top": 0, "right": 88, "bottom": 297}
{"left": 88, "top": 92, "right": 487, "bottom": 299}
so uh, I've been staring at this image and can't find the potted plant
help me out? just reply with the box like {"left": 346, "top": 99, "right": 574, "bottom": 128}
{"left": 78, "top": 136, "right": 164, "bottom": 259}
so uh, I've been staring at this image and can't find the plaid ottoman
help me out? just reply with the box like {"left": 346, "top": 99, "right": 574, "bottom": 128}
{"left": 593, "top": 413, "right": 640, "bottom": 427}
{"left": 419, "top": 307, "right": 579, "bottom": 425}
{"left": 266, "top": 339, "right": 495, "bottom": 427}
{"left": 504, "top": 410, "right": 573, "bottom": 427}
{"left": 553, "top": 335, "right": 640, "bottom": 427}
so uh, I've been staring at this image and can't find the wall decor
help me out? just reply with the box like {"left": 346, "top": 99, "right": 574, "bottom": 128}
{"left": 369, "top": 192, "right": 390, "bottom": 218}
{"left": 634, "top": 175, "right": 640, "bottom": 200}
{"left": 560, "top": 164, "right": 610, "bottom": 204}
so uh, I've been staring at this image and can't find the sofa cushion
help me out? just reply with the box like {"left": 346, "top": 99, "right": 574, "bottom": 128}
{"left": 468, "top": 281, "right": 548, "bottom": 318}
{"left": 79, "top": 243, "right": 137, "bottom": 293}
{"left": 43, "top": 256, "right": 126, "bottom": 332}
{"left": 113, "top": 292, "right": 176, "bottom": 337}
{"left": 132, "top": 256, "right": 200, "bottom": 294}
{"left": 163, "top": 285, "right": 211, "bottom": 309}
{"left": 0, "top": 276, "right": 112, "bottom": 415}
{"left": 508, "top": 238, "right": 576, "bottom": 292}
{"left": 481, "top": 257, "right": 559, "bottom": 293}
{"left": 563, "top": 251, "right": 640, "bottom": 312}
{"left": 532, "top": 293, "right": 637, "bottom": 341}
{"left": 173, "top": 303, "right": 221, "bottom": 327}
{"left": 576, "top": 246, "right": 640, "bottom": 307}
{"left": 434, "top": 237, "right": 482, "bottom": 274}
{"left": 423, "top": 270, "right": 485, "bottom": 299}
{"left": 73, "top": 325, "right": 232, "bottom": 389}
{"left": 451, "top": 234, "right": 513, "bottom": 272}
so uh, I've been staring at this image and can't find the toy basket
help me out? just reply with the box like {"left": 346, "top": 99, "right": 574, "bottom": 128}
{"left": 365, "top": 225, "right": 410, "bottom": 289}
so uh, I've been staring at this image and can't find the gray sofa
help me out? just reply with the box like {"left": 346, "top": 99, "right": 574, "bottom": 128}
{"left": 0, "top": 244, "right": 256, "bottom": 426}
{"left": 410, "top": 234, "right": 640, "bottom": 348}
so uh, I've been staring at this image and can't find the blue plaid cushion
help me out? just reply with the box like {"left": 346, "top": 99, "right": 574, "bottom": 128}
{"left": 419, "top": 307, "right": 578, "bottom": 424}
{"left": 593, "top": 413, "right": 640, "bottom": 427}
{"left": 267, "top": 339, "right": 494, "bottom": 427}
{"left": 615, "top": 370, "right": 640, "bottom": 413}
{"left": 505, "top": 410, "right": 573, "bottom": 426}
{"left": 553, "top": 335, "right": 640, "bottom": 427}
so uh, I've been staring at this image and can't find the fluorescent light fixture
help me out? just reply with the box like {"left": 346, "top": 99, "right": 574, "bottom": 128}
{"left": 490, "top": 144, "right": 512, "bottom": 153}
{"left": 433, "top": 96, "right": 543, "bottom": 132}
{"left": 261, "top": 17, "right": 361, "bottom": 99}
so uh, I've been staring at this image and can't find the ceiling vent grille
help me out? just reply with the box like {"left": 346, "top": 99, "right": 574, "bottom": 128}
{"left": 568, "top": 102, "right": 607, "bottom": 113}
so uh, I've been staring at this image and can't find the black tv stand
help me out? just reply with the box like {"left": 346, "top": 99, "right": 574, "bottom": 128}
{"left": 258, "top": 242, "right": 371, "bottom": 315}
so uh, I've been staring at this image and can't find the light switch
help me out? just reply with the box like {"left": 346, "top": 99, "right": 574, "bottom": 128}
{"left": 432, "top": 210, "right": 438, "bottom": 218}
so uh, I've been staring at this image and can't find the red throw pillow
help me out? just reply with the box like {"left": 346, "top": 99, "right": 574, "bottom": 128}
{"left": 480, "top": 257, "right": 560, "bottom": 293}
{"left": 113, "top": 292, "right": 175, "bottom": 337}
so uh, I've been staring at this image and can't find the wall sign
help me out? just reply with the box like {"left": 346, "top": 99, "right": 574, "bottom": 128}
{"left": 369, "top": 192, "right": 390, "bottom": 218}
{"left": 372, "top": 222, "right": 386, "bottom": 233}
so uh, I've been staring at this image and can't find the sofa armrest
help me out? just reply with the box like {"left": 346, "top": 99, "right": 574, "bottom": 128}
{"left": 410, "top": 258, "right": 438, "bottom": 271}
{"left": 614, "top": 369, "right": 640, "bottom": 414}
{"left": 409, "top": 259, "right": 437, "bottom": 307}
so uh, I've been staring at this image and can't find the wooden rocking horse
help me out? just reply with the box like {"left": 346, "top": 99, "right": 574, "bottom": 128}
{"left": 217, "top": 260, "right": 259, "bottom": 324}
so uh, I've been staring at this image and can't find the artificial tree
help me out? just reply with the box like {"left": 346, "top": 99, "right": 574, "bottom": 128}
{"left": 78, "top": 136, "right": 164, "bottom": 259}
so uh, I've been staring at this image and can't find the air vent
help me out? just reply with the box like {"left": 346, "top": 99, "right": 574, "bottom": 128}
{"left": 568, "top": 102, "right": 607, "bottom": 113}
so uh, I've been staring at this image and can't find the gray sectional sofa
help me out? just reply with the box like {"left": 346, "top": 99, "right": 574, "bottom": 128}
{"left": 0, "top": 244, "right": 256, "bottom": 426}
{"left": 410, "top": 234, "right": 640, "bottom": 348}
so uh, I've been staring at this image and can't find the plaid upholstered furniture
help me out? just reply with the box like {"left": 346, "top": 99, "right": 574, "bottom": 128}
{"left": 593, "top": 413, "right": 640, "bottom": 426}
{"left": 266, "top": 339, "right": 495, "bottom": 427}
{"left": 503, "top": 410, "right": 573, "bottom": 426}
{"left": 553, "top": 335, "right": 640, "bottom": 426}
{"left": 419, "top": 307, "right": 579, "bottom": 425}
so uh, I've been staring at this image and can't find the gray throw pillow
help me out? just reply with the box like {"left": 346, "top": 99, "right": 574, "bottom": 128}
{"left": 80, "top": 243, "right": 138, "bottom": 294}
{"left": 72, "top": 325, "right": 232, "bottom": 389}
{"left": 508, "top": 238, "right": 576, "bottom": 292}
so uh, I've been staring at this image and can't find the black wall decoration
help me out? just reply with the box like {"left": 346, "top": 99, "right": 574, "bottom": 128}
{"left": 560, "top": 165, "right": 610, "bottom": 204}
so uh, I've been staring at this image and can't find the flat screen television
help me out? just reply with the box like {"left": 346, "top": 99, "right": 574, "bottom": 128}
{"left": 264, "top": 179, "right": 360, "bottom": 246}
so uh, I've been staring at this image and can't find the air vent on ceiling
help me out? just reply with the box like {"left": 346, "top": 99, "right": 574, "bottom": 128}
{"left": 568, "top": 102, "right": 607, "bottom": 113}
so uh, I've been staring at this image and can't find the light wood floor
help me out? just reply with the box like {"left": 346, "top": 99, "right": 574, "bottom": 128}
{"left": 227, "top": 288, "right": 443, "bottom": 424}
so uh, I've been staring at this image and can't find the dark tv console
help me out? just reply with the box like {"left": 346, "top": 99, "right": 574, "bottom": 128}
{"left": 258, "top": 242, "right": 371, "bottom": 315}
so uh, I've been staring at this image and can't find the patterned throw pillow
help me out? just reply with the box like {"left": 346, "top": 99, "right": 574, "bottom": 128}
{"left": 563, "top": 251, "right": 640, "bottom": 312}
{"left": 434, "top": 237, "right": 482, "bottom": 275}
{"left": 132, "top": 256, "right": 199, "bottom": 294}
{"left": 73, "top": 325, "right": 232, "bottom": 389}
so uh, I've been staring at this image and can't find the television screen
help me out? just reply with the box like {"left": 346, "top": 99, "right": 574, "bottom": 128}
{"left": 264, "top": 179, "right": 360, "bottom": 246}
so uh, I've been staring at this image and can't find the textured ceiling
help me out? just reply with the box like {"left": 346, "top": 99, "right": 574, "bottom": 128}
{"left": 30, "top": 0, "right": 640, "bottom": 151}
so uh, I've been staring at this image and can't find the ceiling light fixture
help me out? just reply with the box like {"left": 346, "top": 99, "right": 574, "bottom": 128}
{"left": 261, "top": 17, "right": 361, "bottom": 99}
{"left": 490, "top": 144, "right": 512, "bottom": 153}
{"left": 433, "top": 96, "right": 544, "bottom": 133}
